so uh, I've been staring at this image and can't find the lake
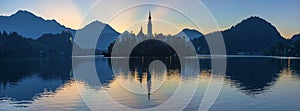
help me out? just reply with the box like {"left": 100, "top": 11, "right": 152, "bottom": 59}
{"left": 0, "top": 56, "right": 299, "bottom": 111}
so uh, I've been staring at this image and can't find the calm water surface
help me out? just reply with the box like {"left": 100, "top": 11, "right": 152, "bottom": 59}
{"left": 0, "top": 57, "right": 299, "bottom": 111}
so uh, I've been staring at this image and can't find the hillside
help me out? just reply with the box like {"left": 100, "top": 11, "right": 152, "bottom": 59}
{"left": 192, "top": 16, "right": 284, "bottom": 55}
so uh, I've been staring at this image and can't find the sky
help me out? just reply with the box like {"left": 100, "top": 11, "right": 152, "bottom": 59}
{"left": 0, "top": 0, "right": 299, "bottom": 38}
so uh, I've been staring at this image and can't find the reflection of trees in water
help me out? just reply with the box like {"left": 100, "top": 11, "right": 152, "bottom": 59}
{"left": 290, "top": 59, "right": 300, "bottom": 80}
{"left": 225, "top": 58, "right": 282, "bottom": 96}
{"left": 127, "top": 57, "right": 299, "bottom": 96}
{"left": 2, "top": 56, "right": 300, "bottom": 104}
{"left": 197, "top": 57, "right": 284, "bottom": 96}
{"left": 129, "top": 57, "right": 180, "bottom": 74}
{"left": 0, "top": 58, "right": 72, "bottom": 102}
{"left": 198, "top": 57, "right": 300, "bottom": 96}
{"left": 198, "top": 57, "right": 281, "bottom": 96}
{"left": 0, "top": 58, "right": 72, "bottom": 87}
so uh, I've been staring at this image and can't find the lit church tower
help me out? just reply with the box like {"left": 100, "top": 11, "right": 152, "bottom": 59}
{"left": 147, "top": 11, "right": 153, "bottom": 37}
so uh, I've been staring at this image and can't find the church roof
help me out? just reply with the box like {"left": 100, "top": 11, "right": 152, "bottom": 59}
{"left": 137, "top": 27, "right": 144, "bottom": 37}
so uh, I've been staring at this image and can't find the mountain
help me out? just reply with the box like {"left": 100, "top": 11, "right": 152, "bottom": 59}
{"left": 0, "top": 10, "right": 120, "bottom": 51}
{"left": 290, "top": 33, "right": 300, "bottom": 42}
{"left": 192, "top": 16, "right": 284, "bottom": 55}
{"left": 222, "top": 16, "right": 283, "bottom": 54}
{"left": 74, "top": 20, "right": 120, "bottom": 51}
{"left": 0, "top": 10, "right": 294, "bottom": 56}
{"left": 0, "top": 10, "right": 75, "bottom": 39}
{"left": 176, "top": 28, "right": 203, "bottom": 40}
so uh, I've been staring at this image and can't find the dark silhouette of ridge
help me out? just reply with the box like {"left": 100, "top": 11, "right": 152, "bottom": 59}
{"left": 0, "top": 10, "right": 120, "bottom": 51}
{"left": 0, "top": 10, "right": 75, "bottom": 39}
{"left": 291, "top": 33, "right": 300, "bottom": 42}
{"left": 192, "top": 16, "right": 285, "bottom": 55}
{"left": 1, "top": 10, "right": 300, "bottom": 57}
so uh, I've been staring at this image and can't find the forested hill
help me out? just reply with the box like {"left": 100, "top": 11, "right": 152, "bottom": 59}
{"left": 0, "top": 31, "right": 75, "bottom": 58}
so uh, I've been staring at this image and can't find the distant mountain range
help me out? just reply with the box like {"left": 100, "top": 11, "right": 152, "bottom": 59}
{"left": 1, "top": 10, "right": 300, "bottom": 57}
{"left": 0, "top": 10, "right": 119, "bottom": 51}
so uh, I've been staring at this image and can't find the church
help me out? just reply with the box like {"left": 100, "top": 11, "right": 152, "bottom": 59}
{"left": 137, "top": 11, "right": 153, "bottom": 37}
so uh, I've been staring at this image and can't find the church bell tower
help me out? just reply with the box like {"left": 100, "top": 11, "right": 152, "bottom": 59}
{"left": 147, "top": 11, "right": 153, "bottom": 37}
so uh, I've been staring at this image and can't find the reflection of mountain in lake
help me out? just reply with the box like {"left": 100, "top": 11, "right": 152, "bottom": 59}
{"left": 225, "top": 58, "right": 282, "bottom": 95}
{"left": 1, "top": 57, "right": 300, "bottom": 109}
{"left": 0, "top": 58, "right": 72, "bottom": 102}
{"left": 72, "top": 57, "right": 115, "bottom": 87}
{"left": 197, "top": 57, "right": 288, "bottom": 95}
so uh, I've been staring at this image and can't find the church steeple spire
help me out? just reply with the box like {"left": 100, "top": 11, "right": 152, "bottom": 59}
{"left": 147, "top": 11, "right": 153, "bottom": 37}
{"left": 148, "top": 11, "right": 151, "bottom": 20}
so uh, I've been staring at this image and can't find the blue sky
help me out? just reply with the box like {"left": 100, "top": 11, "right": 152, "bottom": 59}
{"left": 0, "top": 0, "right": 299, "bottom": 38}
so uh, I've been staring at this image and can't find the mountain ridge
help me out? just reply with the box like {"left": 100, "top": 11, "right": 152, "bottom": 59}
{"left": 1, "top": 10, "right": 300, "bottom": 55}
{"left": 75, "top": 20, "right": 120, "bottom": 50}
{"left": 0, "top": 10, "right": 120, "bottom": 51}
{"left": 1, "top": 10, "right": 297, "bottom": 40}
{"left": 192, "top": 16, "right": 285, "bottom": 55}
{"left": 0, "top": 10, "right": 75, "bottom": 39}
{"left": 290, "top": 33, "right": 300, "bottom": 42}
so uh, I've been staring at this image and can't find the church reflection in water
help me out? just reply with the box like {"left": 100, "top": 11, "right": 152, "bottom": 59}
{"left": 0, "top": 56, "right": 300, "bottom": 109}
{"left": 128, "top": 56, "right": 181, "bottom": 101}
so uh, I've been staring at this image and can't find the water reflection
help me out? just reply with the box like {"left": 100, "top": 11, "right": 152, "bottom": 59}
{"left": 90, "top": 57, "right": 183, "bottom": 109}
{"left": 0, "top": 58, "right": 72, "bottom": 107}
{"left": 0, "top": 57, "right": 300, "bottom": 110}
{"left": 290, "top": 59, "right": 300, "bottom": 79}
{"left": 0, "top": 58, "right": 72, "bottom": 101}
{"left": 225, "top": 58, "right": 281, "bottom": 95}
